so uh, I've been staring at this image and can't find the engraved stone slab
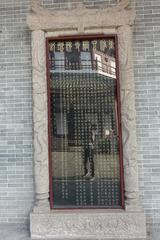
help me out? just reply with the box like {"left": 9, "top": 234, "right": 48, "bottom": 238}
{"left": 30, "top": 211, "right": 146, "bottom": 239}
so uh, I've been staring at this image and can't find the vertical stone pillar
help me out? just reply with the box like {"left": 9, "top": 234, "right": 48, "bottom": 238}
{"left": 117, "top": 25, "right": 140, "bottom": 209}
{"left": 32, "top": 30, "right": 50, "bottom": 212}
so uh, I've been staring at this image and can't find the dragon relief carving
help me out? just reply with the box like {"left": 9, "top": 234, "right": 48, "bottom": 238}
{"left": 117, "top": 24, "right": 139, "bottom": 205}
{"left": 32, "top": 30, "right": 49, "bottom": 207}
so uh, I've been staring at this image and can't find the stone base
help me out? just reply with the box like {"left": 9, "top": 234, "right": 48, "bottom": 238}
{"left": 30, "top": 210, "right": 146, "bottom": 239}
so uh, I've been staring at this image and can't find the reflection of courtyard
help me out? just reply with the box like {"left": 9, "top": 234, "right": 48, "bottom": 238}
{"left": 52, "top": 151, "right": 120, "bottom": 179}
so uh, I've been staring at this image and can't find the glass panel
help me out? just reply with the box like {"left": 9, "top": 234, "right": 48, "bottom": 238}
{"left": 54, "top": 52, "right": 65, "bottom": 71}
{"left": 49, "top": 38, "right": 122, "bottom": 208}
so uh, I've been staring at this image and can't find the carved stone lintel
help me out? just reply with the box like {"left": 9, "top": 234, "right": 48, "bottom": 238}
{"left": 32, "top": 30, "right": 49, "bottom": 210}
{"left": 27, "top": 0, "right": 136, "bottom": 32}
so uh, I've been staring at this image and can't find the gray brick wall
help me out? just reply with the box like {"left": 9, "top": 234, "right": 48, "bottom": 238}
{"left": 0, "top": 0, "right": 160, "bottom": 237}
{"left": 133, "top": 0, "right": 160, "bottom": 227}
{"left": 0, "top": 0, "right": 34, "bottom": 224}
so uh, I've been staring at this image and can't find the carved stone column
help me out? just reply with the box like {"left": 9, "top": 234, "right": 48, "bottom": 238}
{"left": 32, "top": 30, "right": 50, "bottom": 212}
{"left": 117, "top": 25, "right": 140, "bottom": 209}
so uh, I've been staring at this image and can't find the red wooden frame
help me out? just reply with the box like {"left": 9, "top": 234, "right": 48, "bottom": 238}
{"left": 46, "top": 34, "right": 125, "bottom": 210}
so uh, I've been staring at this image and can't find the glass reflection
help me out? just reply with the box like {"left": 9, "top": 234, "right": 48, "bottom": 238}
{"left": 49, "top": 39, "right": 121, "bottom": 208}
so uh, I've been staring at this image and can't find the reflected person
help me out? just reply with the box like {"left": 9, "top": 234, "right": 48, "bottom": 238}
{"left": 83, "top": 123, "right": 96, "bottom": 180}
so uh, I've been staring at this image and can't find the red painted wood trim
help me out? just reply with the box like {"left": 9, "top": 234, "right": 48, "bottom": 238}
{"left": 46, "top": 38, "right": 54, "bottom": 209}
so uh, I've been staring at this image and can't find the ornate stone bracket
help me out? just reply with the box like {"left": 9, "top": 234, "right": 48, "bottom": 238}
{"left": 27, "top": 0, "right": 146, "bottom": 239}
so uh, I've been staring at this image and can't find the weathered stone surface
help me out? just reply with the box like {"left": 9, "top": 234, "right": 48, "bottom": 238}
{"left": 30, "top": 211, "right": 146, "bottom": 239}
{"left": 27, "top": 0, "right": 136, "bottom": 32}
{"left": 32, "top": 30, "right": 49, "bottom": 210}
{"left": 118, "top": 25, "right": 139, "bottom": 206}
{"left": 0, "top": 223, "right": 148, "bottom": 240}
